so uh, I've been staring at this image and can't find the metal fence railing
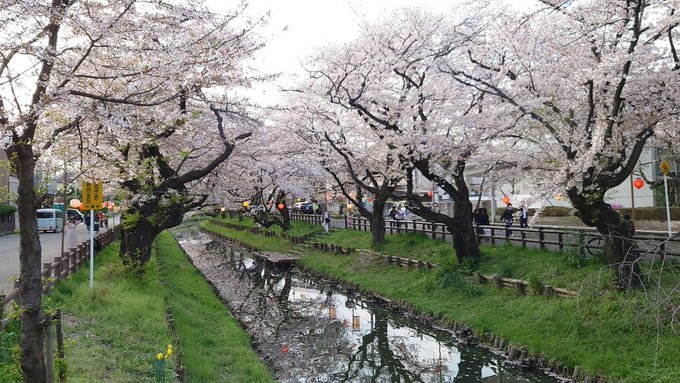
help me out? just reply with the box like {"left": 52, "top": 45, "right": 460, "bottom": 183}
{"left": 300, "top": 215, "right": 680, "bottom": 258}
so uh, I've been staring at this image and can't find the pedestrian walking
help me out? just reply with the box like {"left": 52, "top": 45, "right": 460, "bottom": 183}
{"left": 518, "top": 204, "right": 529, "bottom": 228}
{"left": 65, "top": 218, "right": 78, "bottom": 250}
{"left": 322, "top": 210, "right": 331, "bottom": 233}
{"left": 500, "top": 203, "right": 515, "bottom": 238}
{"left": 388, "top": 206, "right": 398, "bottom": 227}
{"left": 395, "top": 204, "right": 405, "bottom": 229}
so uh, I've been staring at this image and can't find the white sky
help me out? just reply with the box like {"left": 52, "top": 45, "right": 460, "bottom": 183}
{"left": 221, "top": 0, "right": 458, "bottom": 105}
{"left": 208, "top": 0, "right": 533, "bottom": 105}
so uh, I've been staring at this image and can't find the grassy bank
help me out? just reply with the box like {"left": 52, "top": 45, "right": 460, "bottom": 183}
{"left": 210, "top": 215, "right": 324, "bottom": 237}
{"left": 50, "top": 243, "right": 174, "bottom": 382}
{"left": 203, "top": 221, "right": 680, "bottom": 383}
{"left": 154, "top": 231, "right": 275, "bottom": 383}
{"left": 42, "top": 235, "right": 274, "bottom": 382}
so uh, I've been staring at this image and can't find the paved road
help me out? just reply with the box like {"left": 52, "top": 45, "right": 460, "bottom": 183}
{"left": 0, "top": 216, "right": 120, "bottom": 296}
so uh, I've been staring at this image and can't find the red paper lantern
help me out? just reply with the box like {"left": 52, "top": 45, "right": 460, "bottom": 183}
{"left": 282, "top": 344, "right": 289, "bottom": 353}
{"left": 502, "top": 196, "right": 510, "bottom": 205}
{"left": 633, "top": 178, "right": 644, "bottom": 189}
{"left": 277, "top": 203, "right": 285, "bottom": 210}
{"left": 427, "top": 191, "right": 433, "bottom": 197}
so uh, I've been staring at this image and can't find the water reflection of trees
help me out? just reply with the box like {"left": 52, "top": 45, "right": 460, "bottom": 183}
{"left": 183, "top": 237, "right": 553, "bottom": 383}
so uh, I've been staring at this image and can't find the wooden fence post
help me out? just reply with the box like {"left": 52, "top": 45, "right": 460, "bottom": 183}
{"left": 55, "top": 256, "right": 64, "bottom": 280}
{"left": 538, "top": 227, "right": 545, "bottom": 250}
{"left": 56, "top": 309, "right": 65, "bottom": 382}
{"left": 44, "top": 319, "right": 54, "bottom": 383}
{"left": 491, "top": 227, "right": 496, "bottom": 245}
{"left": 491, "top": 275, "right": 503, "bottom": 289}
{"left": 558, "top": 233, "right": 564, "bottom": 251}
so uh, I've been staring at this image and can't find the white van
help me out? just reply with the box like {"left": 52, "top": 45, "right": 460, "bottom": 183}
{"left": 37, "top": 208, "right": 63, "bottom": 233}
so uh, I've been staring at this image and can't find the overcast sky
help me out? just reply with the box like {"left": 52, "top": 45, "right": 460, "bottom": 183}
{"left": 208, "top": 0, "right": 530, "bottom": 105}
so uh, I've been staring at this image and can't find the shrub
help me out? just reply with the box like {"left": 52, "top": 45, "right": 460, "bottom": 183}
{"left": 527, "top": 274, "right": 544, "bottom": 294}
{"left": 616, "top": 207, "right": 680, "bottom": 221}
{"left": 495, "top": 206, "right": 573, "bottom": 218}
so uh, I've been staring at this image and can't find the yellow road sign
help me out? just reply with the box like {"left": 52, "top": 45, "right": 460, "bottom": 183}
{"left": 81, "top": 181, "right": 103, "bottom": 210}
{"left": 659, "top": 160, "right": 671, "bottom": 175}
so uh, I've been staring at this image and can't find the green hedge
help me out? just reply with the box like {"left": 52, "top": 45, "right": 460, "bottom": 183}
{"left": 0, "top": 204, "right": 16, "bottom": 215}
{"left": 496, "top": 206, "right": 573, "bottom": 217}
{"left": 493, "top": 206, "right": 680, "bottom": 220}
{"left": 616, "top": 207, "right": 680, "bottom": 221}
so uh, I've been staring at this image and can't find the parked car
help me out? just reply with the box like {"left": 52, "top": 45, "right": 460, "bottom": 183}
{"left": 291, "top": 202, "right": 316, "bottom": 214}
{"left": 37, "top": 208, "right": 63, "bottom": 233}
{"left": 299, "top": 203, "right": 315, "bottom": 214}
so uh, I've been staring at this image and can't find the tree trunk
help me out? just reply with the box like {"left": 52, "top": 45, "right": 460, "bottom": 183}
{"left": 280, "top": 207, "right": 291, "bottom": 230}
{"left": 121, "top": 219, "right": 159, "bottom": 266}
{"left": 14, "top": 146, "right": 47, "bottom": 383}
{"left": 120, "top": 201, "right": 184, "bottom": 266}
{"left": 569, "top": 189, "right": 641, "bottom": 290}
{"left": 408, "top": 161, "right": 481, "bottom": 264}
{"left": 369, "top": 198, "right": 387, "bottom": 248}
{"left": 450, "top": 198, "right": 481, "bottom": 264}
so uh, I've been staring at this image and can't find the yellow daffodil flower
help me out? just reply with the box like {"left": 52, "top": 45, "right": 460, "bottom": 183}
{"left": 156, "top": 353, "right": 164, "bottom": 361}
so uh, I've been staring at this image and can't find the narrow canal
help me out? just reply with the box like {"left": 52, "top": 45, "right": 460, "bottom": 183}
{"left": 174, "top": 229, "right": 567, "bottom": 383}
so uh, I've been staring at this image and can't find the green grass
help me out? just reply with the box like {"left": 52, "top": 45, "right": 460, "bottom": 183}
{"left": 155, "top": 231, "right": 275, "bottom": 383}
{"left": 50, "top": 243, "right": 174, "bottom": 382}
{"left": 0, "top": 315, "right": 21, "bottom": 382}
{"left": 211, "top": 215, "right": 324, "bottom": 238}
{"left": 43, "top": 234, "right": 274, "bottom": 383}
{"left": 202, "top": 220, "right": 680, "bottom": 383}
{"left": 202, "top": 221, "right": 295, "bottom": 253}
{"left": 319, "top": 230, "right": 455, "bottom": 263}
{"left": 477, "top": 244, "right": 610, "bottom": 290}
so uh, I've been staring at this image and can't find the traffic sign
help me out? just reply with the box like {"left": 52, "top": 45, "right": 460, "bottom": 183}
{"left": 659, "top": 160, "right": 671, "bottom": 175}
{"left": 81, "top": 181, "right": 103, "bottom": 210}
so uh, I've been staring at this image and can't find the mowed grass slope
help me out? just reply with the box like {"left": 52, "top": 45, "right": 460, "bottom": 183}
{"left": 50, "top": 244, "right": 174, "bottom": 382}
{"left": 47, "top": 235, "right": 274, "bottom": 383}
{"left": 154, "top": 231, "right": 275, "bottom": 383}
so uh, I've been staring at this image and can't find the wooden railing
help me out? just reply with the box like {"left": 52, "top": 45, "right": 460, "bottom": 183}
{"left": 288, "top": 213, "right": 323, "bottom": 226}
{"left": 1, "top": 225, "right": 122, "bottom": 330}
{"left": 340, "top": 216, "right": 680, "bottom": 257}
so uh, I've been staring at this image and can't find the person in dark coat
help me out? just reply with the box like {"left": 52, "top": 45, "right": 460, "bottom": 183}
{"left": 500, "top": 204, "right": 515, "bottom": 238}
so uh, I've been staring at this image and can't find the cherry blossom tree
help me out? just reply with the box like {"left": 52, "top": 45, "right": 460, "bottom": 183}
{"left": 280, "top": 93, "right": 405, "bottom": 247}
{"left": 299, "top": 8, "right": 517, "bottom": 261}
{"left": 1, "top": 0, "right": 264, "bottom": 380}
{"left": 442, "top": 0, "right": 680, "bottom": 288}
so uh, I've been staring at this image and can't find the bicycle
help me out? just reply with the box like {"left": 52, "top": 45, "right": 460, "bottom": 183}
{"left": 584, "top": 234, "right": 604, "bottom": 257}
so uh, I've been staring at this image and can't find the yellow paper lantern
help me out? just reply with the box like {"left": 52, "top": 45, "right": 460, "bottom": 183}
{"left": 243, "top": 201, "right": 249, "bottom": 208}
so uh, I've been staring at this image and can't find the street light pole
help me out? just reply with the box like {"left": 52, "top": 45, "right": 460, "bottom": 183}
{"left": 659, "top": 160, "right": 673, "bottom": 237}
{"left": 663, "top": 175, "right": 672, "bottom": 237}
{"left": 629, "top": 174, "right": 636, "bottom": 226}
